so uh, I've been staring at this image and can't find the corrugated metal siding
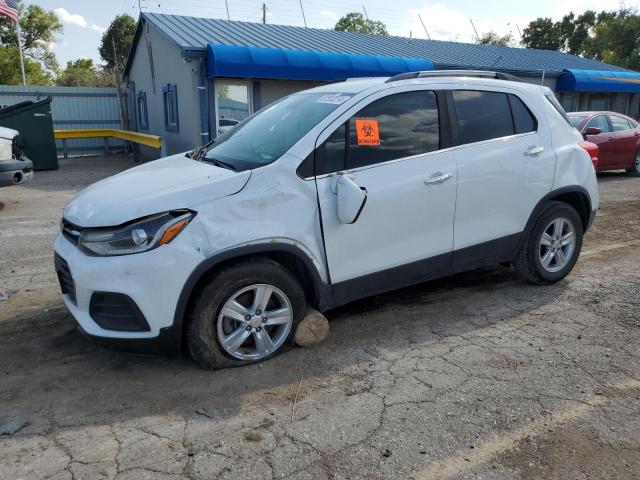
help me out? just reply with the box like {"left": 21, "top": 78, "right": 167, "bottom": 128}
{"left": 0, "top": 85, "right": 126, "bottom": 156}
{"left": 143, "top": 13, "right": 633, "bottom": 77}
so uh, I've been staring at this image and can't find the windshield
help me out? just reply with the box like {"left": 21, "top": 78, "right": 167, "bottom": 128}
{"left": 203, "top": 92, "right": 354, "bottom": 171}
{"left": 568, "top": 115, "right": 588, "bottom": 128}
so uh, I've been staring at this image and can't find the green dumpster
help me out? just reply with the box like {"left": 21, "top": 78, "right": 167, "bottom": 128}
{"left": 0, "top": 97, "right": 58, "bottom": 170}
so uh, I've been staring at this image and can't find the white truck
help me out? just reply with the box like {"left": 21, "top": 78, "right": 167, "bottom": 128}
{"left": 0, "top": 126, "right": 33, "bottom": 187}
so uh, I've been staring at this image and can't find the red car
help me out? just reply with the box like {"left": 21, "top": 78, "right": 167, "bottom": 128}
{"left": 568, "top": 111, "right": 640, "bottom": 173}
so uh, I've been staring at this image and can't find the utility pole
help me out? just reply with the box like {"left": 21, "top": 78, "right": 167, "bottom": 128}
{"left": 16, "top": 24, "right": 26, "bottom": 85}
{"left": 112, "top": 36, "right": 129, "bottom": 131}
{"left": 362, "top": 6, "right": 369, "bottom": 21}
{"left": 469, "top": 18, "right": 480, "bottom": 41}
{"left": 299, "top": 0, "right": 307, "bottom": 28}
{"left": 262, "top": 3, "right": 266, "bottom": 24}
{"left": 418, "top": 14, "right": 431, "bottom": 40}
{"left": 224, "top": 0, "right": 230, "bottom": 20}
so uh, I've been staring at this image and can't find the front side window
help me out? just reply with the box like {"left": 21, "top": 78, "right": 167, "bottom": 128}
{"left": 314, "top": 90, "right": 440, "bottom": 175}
{"left": 203, "top": 92, "right": 353, "bottom": 172}
{"left": 163, "top": 84, "right": 179, "bottom": 132}
{"left": 348, "top": 91, "right": 440, "bottom": 169}
{"left": 585, "top": 115, "right": 610, "bottom": 133}
{"left": 609, "top": 115, "right": 630, "bottom": 132}
{"left": 569, "top": 115, "right": 588, "bottom": 129}
{"left": 453, "top": 90, "right": 514, "bottom": 144}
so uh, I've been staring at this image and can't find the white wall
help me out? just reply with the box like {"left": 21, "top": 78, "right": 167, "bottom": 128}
{"left": 127, "top": 21, "right": 202, "bottom": 156}
{"left": 256, "top": 79, "right": 323, "bottom": 109}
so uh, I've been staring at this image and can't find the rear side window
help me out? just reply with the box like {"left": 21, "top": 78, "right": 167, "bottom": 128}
{"left": 585, "top": 115, "right": 610, "bottom": 133}
{"left": 609, "top": 115, "right": 630, "bottom": 132}
{"left": 452, "top": 90, "right": 514, "bottom": 144}
{"left": 509, "top": 94, "right": 537, "bottom": 134}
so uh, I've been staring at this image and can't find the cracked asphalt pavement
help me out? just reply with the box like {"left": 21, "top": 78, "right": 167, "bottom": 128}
{"left": 1, "top": 156, "right": 639, "bottom": 479}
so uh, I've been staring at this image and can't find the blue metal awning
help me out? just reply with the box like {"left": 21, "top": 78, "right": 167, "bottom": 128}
{"left": 557, "top": 69, "right": 640, "bottom": 93}
{"left": 207, "top": 44, "right": 433, "bottom": 81}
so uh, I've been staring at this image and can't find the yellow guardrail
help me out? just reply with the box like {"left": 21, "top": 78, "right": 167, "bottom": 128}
{"left": 54, "top": 128, "right": 163, "bottom": 149}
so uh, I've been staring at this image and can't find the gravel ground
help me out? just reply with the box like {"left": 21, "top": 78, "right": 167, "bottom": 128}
{"left": 0, "top": 156, "right": 639, "bottom": 480}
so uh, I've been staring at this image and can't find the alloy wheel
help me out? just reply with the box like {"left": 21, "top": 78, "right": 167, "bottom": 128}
{"left": 538, "top": 217, "right": 576, "bottom": 273}
{"left": 216, "top": 284, "right": 293, "bottom": 361}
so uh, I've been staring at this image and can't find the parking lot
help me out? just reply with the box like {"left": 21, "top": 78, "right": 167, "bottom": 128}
{"left": 1, "top": 156, "right": 639, "bottom": 479}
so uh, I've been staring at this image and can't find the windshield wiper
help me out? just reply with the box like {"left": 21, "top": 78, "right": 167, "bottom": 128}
{"left": 209, "top": 157, "right": 237, "bottom": 171}
{"left": 186, "top": 145, "right": 205, "bottom": 160}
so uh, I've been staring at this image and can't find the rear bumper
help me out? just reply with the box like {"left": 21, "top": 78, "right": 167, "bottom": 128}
{"left": 0, "top": 158, "right": 33, "bottom": 186}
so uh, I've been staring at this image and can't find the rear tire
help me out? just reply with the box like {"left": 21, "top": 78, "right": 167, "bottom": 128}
{"left": 514, "top": 201, "right": 583, "bottom": 285}
{"left": 626, "top": 152, "right": 640, "bottom": 174}
{"left": 186, "top": 259, "right": 306, "bottom": 369}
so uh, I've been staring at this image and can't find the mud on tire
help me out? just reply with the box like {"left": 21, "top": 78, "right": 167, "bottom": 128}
{"left": 186, "top": 258, "right": 306, "bottom": 369}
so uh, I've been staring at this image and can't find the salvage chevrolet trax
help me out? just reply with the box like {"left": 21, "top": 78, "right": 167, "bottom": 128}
{"left": 54, "top": 71, "right": 599, "bottom": 369}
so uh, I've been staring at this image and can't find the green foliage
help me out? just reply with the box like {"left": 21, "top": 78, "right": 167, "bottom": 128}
{"left": 0, "top": 0, "right": 63, "bottom": 81}
{"left": 521, "top": 8, "right": 640, "bottom": 70}
{"left": 56, "top": 59, "right": 115, "bottom": 87}
{"left": 99, "top": 14, "right": 136, "bottom": 69}
{"left": 521, "top": 18, "right": 562, "bottom": 50}
{"left": 0, "top": 47, "right": 54, "bottom": 85}
{"left": 582, "top": 9, "right": 640, "bottom": 71}
{"left": 477, "top": 31, "right": 513, "bottom": 47}
{"left": 334, "top": 12, "right": 388, "bottom": 36}
{"left": 558, "top": 11, "right": 596, "bottom": 54}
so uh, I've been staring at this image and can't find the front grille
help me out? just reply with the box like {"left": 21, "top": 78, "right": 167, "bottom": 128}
{"left": 54, "top": 252, "right": 76, "bottom": 304}
{"left": 61, "top": 218, "right": 81, "bottom": 246}
{"left": 89, "top": 292, "right": 150, "bottom": 332}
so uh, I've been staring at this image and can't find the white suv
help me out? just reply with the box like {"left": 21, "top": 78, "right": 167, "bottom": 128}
{"left": 54, "top": 71, "right": 599, "bottom": 369}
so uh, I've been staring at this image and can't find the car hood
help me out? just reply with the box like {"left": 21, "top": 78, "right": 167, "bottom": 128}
{"left": 0, "top": 126, "right": 18, "bottom": 140}
{"left": 64, "top": 153, "right": 251, "bottom": 227}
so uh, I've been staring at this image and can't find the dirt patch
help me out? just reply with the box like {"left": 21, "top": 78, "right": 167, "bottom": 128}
{"left": 498, "top": 422, "right": 640, "bottom": 480}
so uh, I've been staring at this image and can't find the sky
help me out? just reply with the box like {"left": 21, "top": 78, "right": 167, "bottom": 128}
{"left": 25, "top": 0, "right": 630, "bottom": 67}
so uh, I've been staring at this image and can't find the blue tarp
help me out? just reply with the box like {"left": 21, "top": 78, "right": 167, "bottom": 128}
{"left": 557, "top": 69, "right": 640, "bottom": 93}
{"left": 207, "top": 44, "right": 433, "bottom": 81}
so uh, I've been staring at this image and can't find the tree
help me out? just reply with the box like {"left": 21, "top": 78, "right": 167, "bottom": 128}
{"left": 57, "top": 59, "right": 115, "bottom": 87}
{"left": 0, "top": 0, "right": 63, "bottom": 81}
{"left": 582, "top": 8, "right": 640, "bottom": 71}
{"left": 477, "top": 31, "right": 513, "bottom": 47}
{"left": 558, "top": 11, "right": 596, "bottom": 54}
{"left": 521, "top": 17, "right": 561, "bottom": 50}
{"left": 99, "top": 14, "right": 136, "bottom": 69}
{"left": 335, "top": 12, "right": 388, "bottom": 36}
{"left": 0, "top": 47, "right": 54, "bottom": 85}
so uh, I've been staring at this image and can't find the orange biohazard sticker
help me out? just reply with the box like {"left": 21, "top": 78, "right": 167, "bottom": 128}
{"left": 355, "top": 119, "right": 380, "bottom": 146}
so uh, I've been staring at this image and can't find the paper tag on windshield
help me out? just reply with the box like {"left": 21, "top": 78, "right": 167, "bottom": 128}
{"left": 315, "top": 94, "right": 351, "bottom": 105}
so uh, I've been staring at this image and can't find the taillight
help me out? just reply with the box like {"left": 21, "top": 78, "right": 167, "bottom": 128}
{"left": 579, "top": 141, "right": 599, "bottom": 171}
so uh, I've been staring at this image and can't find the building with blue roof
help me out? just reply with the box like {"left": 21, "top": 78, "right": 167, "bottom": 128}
{"left": 123, "top": 12, "right": 640, "bottom": 155}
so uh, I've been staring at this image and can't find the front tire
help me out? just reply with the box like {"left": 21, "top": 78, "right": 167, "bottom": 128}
{"left": 515, "top": 201, "right": 583, "bottom": 285}
{"left": 186, "top": 259, "right": 306, "bottom": 369}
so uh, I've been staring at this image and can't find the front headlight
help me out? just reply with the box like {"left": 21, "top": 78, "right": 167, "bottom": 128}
{"left": 78, "top": 210, "right": 195, "bottom": 256}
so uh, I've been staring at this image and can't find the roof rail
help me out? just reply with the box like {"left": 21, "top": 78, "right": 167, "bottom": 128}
{"left": 385, "top": 70, "right": 522, "bottom": 83}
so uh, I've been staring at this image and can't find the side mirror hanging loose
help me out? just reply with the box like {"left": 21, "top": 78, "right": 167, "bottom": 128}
{"left": 336, "top": 174, "right": 367, "bottom": 224}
